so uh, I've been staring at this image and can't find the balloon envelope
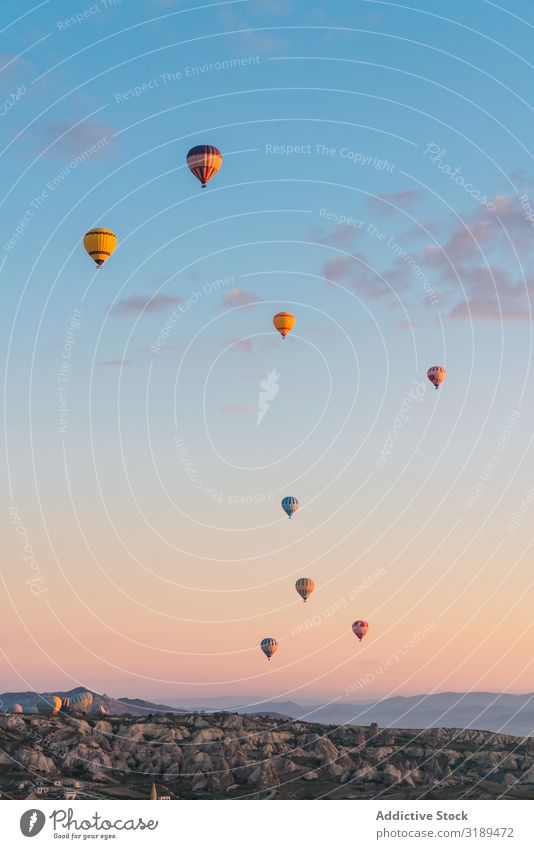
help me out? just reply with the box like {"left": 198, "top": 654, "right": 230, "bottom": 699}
{"left": 83, "top": 228, "right": 117, "bottom": 268}
{"left": 352, "top": 620, "right": 369, "bottom": 642}
{"left": 186, "top": 145, "right": 222, "bottom": 188}
{"left": 11, "top": 703, "right": 23, "bottom": 713}
{"left": 281, "top": 496, "right": 299, "bottom": 518}
{"left": 260, "top": 637, "right": 278, "bottom": 660}
{"left": 273, "top": 312, "right": 295, "bottom": 338}
{"left": 295, "top": 577, "right": 315, "bottom": 602}
{"left": 427, "top": 365, "right": 446, "bottom": 388}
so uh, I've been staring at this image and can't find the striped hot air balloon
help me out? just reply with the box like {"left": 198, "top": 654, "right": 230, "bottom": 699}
{"left": 186, "top": 145, "right": 223, "bottom": 188}
{"left": 352, "top": 620, "right": 368, "bottom": 642}
{"left": 273, "top": 311, "right": 295, "bottom": 339}
{"left": 260, "top": 637, "right": 278, "bottom": 660}
{"left": 281, "top": 496, "right": 299, "bottom": 519}
{"left": 427, "top": 365, "right": 446, "bottom": 389}
{"left": 295, "top": 577, "right": 315, "bottom": 602}
{"left": 83, "top": 228, "right": 117, "bottom": 268}
{"left": 70, "top": 691, "right": 93, "bottom": 714}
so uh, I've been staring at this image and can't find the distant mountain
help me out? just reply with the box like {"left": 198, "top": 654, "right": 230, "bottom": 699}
{"left": 118, "top": 697, "right": 187, "bottom": 715}
{"left": 228, "top": 692, "right": 534, "bottom": 737}
{"left": 3, "top": 689, "right": 533, "bottom": 735}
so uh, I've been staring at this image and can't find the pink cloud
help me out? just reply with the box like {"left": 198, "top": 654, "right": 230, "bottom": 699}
{"left": 111, "top": 293, "right": 182, "bottom": 316}
{"left": 448, "top": 265, "right": 532, "bottom": 321}
{"left": 309, "top": 224, "right": 362, "bottom": 247}
{"left": 220, "top": 288, "right": 263, "bottom": 309}
{"left": 323, "top": 254, "right": 409, "bottom": 304}
{"left": 33, "top": 120, "right": 117, "bottom": 159}
{"left": 225, "top": 339, "right": 253, "bottom": 352}
{"left": 419, "top": 193, "right": 534, "bottom": 320}
{"left": 366, "top": 190, "right": 420, "bottom": 216}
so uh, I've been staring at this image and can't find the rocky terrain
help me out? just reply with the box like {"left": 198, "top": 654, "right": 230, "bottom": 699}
{"left": 1, "top": 711, "right": 534, "bottom": 800}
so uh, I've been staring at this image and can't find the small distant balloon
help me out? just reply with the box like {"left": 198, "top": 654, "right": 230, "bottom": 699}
{"left": 273, "top": 311, "right": 295, "bottom": 339}
{"left": 11, "top": 703, "right": 23, "bottom": 714}
{"left": 295, "top": 577, "right": 315, "bottom": 602}
{"left": 281, "top": 496, "right": 299, "bottom": 519}
{"left": 352, "top": 620, "right": 368, "bottom": 642}
{"left": 427, "top": 365, "right": 446, "bottom": 389}
{"left": 260, "top": 637, "right": 278, "bottom": 660}
{"left": 83, "top": 228, "right": 117, "bottom": 268}
{"left": 186, "top": 145, "right": 222, "bottom": 188}
{"left": 97, "top": 703, "right": 109, "bottom": 715}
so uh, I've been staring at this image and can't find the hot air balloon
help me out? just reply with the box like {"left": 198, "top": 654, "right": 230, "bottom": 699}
{"left": 186, "top": 145, "right": 222, "bottom": 188}
{"left": 97, "top": 703, "right": 109, "bottom": 715}
{"left": 260, "top": 637, "right": 278, "bottom": 660}
{"left": 11, "top": 703, "right": 23, "bottom": 714}
{"left": 83, "top": 228, "right": 117, "bottom": 268}
{"left": 352, "top": 620, "right": 368, "bottom": 642}
{"left": 281, "top": 496, "right": 299, "bottom": 519}
{"left": 273, "top": 311, "right": 295, "bottom": 339}
{"left": 427, "top": 365, "right": 446, "bottom": 389}
{"left": 36, "top": 694, "right": 61, "bottom": 714}
{"left": 295, "top": 577, "right": 315, "bottom": 602}
{"left": 70, "top": 691, "right": 93, "bottom": 714}
{"left": 51, "top": 695, "right": 63, "bottom": 716}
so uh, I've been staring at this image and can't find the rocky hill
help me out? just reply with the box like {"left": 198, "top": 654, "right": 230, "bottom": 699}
{"left": 1, "top": 711, "right": 534, "bottom": 800}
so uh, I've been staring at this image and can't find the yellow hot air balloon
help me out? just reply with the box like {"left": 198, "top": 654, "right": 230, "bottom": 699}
{"left": 83, "top": 228, "right": 117, "bottom": 268}
{"left": 295, "top": 577, "right": 314, "bottom": 602}
{"left": 273, "top": 311, "right": 295, "bottom": 339}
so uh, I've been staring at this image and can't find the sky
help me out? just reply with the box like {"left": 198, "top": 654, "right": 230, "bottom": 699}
{"left": 2, "top": 0, "right": 534, "bottom": 706}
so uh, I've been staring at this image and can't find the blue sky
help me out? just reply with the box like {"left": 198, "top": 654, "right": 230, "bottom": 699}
{"left": 2, "top": 0, "right": 534, "bottom": 699}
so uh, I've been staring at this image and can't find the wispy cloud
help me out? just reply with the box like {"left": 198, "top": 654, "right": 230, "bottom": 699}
{"left": 0, "top": 53, "right": 32, "bottom": 84}
{"left": 224, "top": 338, "right": 253, "bottom": 352}
{"left": 366, "top": 190, "right": 421, "bottom": 216}
{"left": 220, "top": 288, "right": 263, "bottom": 309}
{"left": 217, "top": 1, "right": 291, "bottom": 53}
{"left": 309, "top": 224, "right": 361, "bottom": 247}
{"left": 323, "top": 253, "right": 410, "bottom": 306}
{"left": 419, "top": 193, "right": 534, "bottom": 320}
{"left": 110, "top": 293, "right": 182, "bottom": 317}
{"left": 33, "top": 119, "right": 116, "bottom": 159}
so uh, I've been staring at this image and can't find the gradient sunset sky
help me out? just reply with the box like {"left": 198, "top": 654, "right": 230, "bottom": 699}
{"left": 2, "top": 0, "right": 534, "bottom": 705}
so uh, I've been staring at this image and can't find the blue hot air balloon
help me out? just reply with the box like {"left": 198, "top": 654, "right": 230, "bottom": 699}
{"left": 281, "top": 496, "right": 299, "bottom": 519}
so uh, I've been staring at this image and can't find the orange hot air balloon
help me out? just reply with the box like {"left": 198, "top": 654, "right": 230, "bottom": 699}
{"left": 273, "top": 311, "right": 295, "bottom": 339}
{"left": 295, "top": 577, "right": 315, "bottom": 602}
{"left": 186, "top": 145, "right": 222, "bottom": 188}
{"left": 260, "top": 637, "right": 278, "bottom": 660}
{"left": 427, "top": 365, "right": 446, "bottom": 389}
{"left": 83, "top": 228, "right": 117, "bottom": 268}
{"left": 352, "top": 620, "right": 368, "bottom": 642}
{"left": 51, "top": 695, "right": 63, "bottom": 716}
